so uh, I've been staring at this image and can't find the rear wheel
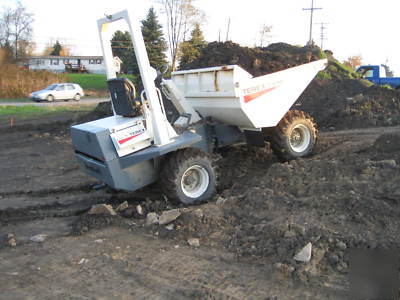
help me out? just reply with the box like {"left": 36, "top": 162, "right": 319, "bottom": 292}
{"left": 270, "top": 110, "right": 317, "bottom": 161}
{"left": 73, "top": 93, "right": 81, "bottom": 101}
{"left": 160, "top": 148, "right": 216, "bottom": 204}
{"left": 46, "top": 95, "right": 54, "bottom": 102}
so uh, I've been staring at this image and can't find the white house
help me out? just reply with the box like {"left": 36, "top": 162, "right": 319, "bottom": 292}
{"left": 28, "top": 56, "right": 122, "bottom": 74}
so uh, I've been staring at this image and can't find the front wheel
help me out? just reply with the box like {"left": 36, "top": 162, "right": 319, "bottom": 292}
{"left": 270, "top": 110, "right": 317, "bottom": 161}
{"left": 73, "top": 93, "right": 81, "bottom": 101}
{"left": 46, "top": 95, "right": 54, "bottom": 102}
{"left": 160, "top": 148, "right": 216, "bottom": 204}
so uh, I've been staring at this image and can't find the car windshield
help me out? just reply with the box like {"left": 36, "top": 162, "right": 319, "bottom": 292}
{"left": 45, "top": 84, "right": 58, "bottom": 90}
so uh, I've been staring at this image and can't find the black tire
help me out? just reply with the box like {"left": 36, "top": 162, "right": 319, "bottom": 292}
{"left": 47, "top": 95, "right": 54, "bottom": 102}
{"left": 160, "top": 148, "right": 216, "bottom": 204}
{"left": 270, "top": 110, "right": 317, "bottom": 161}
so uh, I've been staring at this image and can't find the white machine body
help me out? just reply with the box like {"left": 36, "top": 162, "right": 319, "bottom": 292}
{"left": 97, "top": 9, "right": 177, "bottom": 156}
{"left": 170, "top": 59, "right": 327, "bottom": 129}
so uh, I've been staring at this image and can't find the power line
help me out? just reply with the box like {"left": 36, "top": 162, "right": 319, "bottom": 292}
{"left": 303, "top": 0, "right": 322, "bottom": 45}
{"left": 316, "top": 22, "right": 328, "bottom": 49}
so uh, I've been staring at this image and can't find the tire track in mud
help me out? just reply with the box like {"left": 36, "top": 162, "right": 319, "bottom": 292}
{"left": 0, "top": 185, "right": 110, "bottom": 224}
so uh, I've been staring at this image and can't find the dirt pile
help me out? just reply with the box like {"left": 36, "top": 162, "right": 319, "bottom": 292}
{"left": 214, "top": 132, "right": 400, "bottom": 284}
{"left": 77, "top": 130, "right": 400, "bottom": 286}
{"left": 297, "top": 79, "right": 400, "bottom": 130}
{"left": 179, "top": 41, "right": 400, "bottom": 130}
{"left": 179, "top": 42, "right": 322, "bottom": 76}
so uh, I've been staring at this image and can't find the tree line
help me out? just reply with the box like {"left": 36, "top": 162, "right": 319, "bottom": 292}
{"left": 111, "top": 5, "right": 206, "bottom": 74}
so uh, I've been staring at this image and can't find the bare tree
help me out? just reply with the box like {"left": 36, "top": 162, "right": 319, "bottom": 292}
{"left": 156, "top": 0, "right": 204, "bottom": 70}
{"left": 0, "top": 2, "right": 34, "bottom": 60}
{"left": 11, "top": 3, "right": 34, "bottom": 59}
{"left": 259, "top": 24, "right": 272, "bottom": 47}
{"left": 0, "top": 7, "right": 13, "bottom": 47}
{"left": 181, "top": 2, "right": 205, "bottom": 41}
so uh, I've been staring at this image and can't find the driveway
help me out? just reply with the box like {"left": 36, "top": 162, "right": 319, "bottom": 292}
{"left": 0, "top": 98, "right": 109, "bottom": 106}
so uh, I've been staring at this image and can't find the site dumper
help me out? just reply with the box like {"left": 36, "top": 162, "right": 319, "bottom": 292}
{"left": 70, "top": 9, "right": 327, "bottom": 204}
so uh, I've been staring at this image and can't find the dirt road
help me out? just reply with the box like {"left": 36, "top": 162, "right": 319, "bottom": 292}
{"left": 0, "top": 114, "right": 398, "bottom": 299}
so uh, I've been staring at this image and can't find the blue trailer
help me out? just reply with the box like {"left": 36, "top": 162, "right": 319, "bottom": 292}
{"left": 357, "top": 65, "right": 400, "bottom": 89}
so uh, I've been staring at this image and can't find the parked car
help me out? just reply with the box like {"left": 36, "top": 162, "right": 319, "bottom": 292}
{"left": 29, "top": 83, "right": 84, "bottom": 102}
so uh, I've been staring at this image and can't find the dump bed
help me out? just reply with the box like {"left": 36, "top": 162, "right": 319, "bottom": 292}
{"left": 172, "top": 59, "right": 327, "bottom": 128}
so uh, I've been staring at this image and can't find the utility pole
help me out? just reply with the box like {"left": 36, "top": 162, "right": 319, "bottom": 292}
{"left": 316, "top": 22, "right": 328, "bottom": 49}
{"left": 303, "top": 0, "right": 322, "bottom": 45}
{"left": 226, "top": 18, "right": 231, "bottom": 41}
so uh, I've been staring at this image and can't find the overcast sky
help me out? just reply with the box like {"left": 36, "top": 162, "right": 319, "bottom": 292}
{"left": 4, "top": 0, "right": 400, "bottom": 74}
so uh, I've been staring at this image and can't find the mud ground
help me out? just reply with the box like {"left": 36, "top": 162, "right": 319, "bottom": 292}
{"left": 0, "top": 112, "right": 399, "bottom": 299}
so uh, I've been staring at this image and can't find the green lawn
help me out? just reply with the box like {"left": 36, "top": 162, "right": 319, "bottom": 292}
{"left": 0, "top": 105, "right": 94, "bottom": 116}
{"left": 67, "top": 73, "right": 138, "bottom": 90}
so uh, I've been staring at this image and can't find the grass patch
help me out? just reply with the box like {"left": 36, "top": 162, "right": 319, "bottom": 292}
{"left": 381, "top": 84, "right": 394, "bottom": 90}
{"left": 330, "top": 60, "right": 360, "bottom": 79}
{"left": 67, "top": 73, "right": 138, "bottom": 90}
{"left": 318, "top": 50, "right": 328, "bottom": 59}
{"left": 317, "top": 70, "right": 332, "bottom": 80}
{"left": 0, "top": 105, "right": 94, "bottom": 117}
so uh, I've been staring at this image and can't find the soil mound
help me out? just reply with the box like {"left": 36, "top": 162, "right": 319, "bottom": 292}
{"left": 179, "top": 42, "right": 321, "bottom": 76}
{"left": 179, "top": 41, "right": 400, "bottom": 130}
{"left": 297, "top": 80, "right": 400, "bottom": 130}
{"left": 216, "top": 133, "right": 400, "bottom": 283}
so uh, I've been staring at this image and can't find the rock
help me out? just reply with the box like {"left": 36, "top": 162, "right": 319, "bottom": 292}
{"left": 146, "top": 212, "right": 159, "bottom": 225}
{"left": 92, "top": 183, "right": 106, "bottom": 190}
{"left": 216, "top": 196, "right": 227, "bottom": 206}
{"left": 375, "top": 159, "right": 397, "bottom": 168}
{"left": 329, "top": 253, "right": 339, "bottom": 264}
{"left": 136, "top": 204, "right": 144, "bottom": 215}
{"left": 7, "top": 234, "right": 16, "bottom": 247}
{"left": 193, "top": 208, "right": 204, "bottom": 218}
{"left": 188, "top": 238, "right": 200, "bottom": 247}
{"left": 291, "top": 224, "right": 306, "bottom": 236}
{"left": 30, "top": 234, "right": 48, "bottom": 243}
{"left": 88, "top": 204, "right": 117, "bottom": 216}
{"left": 336, "top": 241, "right": 347, "bottom": 250}
{"left": 284, "top": 230, "right": 296, "bottom": 238}
{"left": 116, "top": 201, "right": 129, "bottom": 212}
{"left": 274, "top": 262, "right": 295, "bottom": 273}
{"left": 165, "top": 224, "right": 174, "bottom": 231}
{"left": 158, "top": 209, "right": 181, "bottom": 225}
{"left": 294, "top": 242, "right": 312, "bottom": 262}
{"left": 93, "top": 239, "right": 104, "bottom": 243}
{"left": 78, "top": 258, "right": 89, "bottom": 265}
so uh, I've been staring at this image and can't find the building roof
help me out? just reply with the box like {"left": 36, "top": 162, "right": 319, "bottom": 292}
{"left": 29, "top": 56, "right": 103, "bottom": 60}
